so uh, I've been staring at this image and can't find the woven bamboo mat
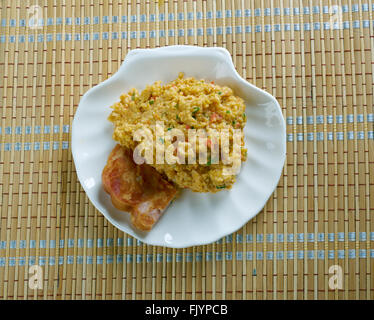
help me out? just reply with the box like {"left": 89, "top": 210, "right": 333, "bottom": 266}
{"left": 0, "top": 0, "right": 373, "bottom": 300}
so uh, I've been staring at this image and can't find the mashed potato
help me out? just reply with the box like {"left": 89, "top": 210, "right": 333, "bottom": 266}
{"left": 108, "top": 73, "right": 247, "bottom": 193}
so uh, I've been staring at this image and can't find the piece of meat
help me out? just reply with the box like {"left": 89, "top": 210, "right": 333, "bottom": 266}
{"left": 102, "top": 144, "right": 177, "bottom": 231}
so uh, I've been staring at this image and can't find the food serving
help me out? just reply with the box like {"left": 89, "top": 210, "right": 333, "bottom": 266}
{"left": 102, "top": 145, "right": 177, "bottom": 231}
{"left": 72, "top": 45, "right": 286, "bottom": 246}
{"left": 108, "top": 73, "right": 247, "bottom": 193}
{"left": 102, "top": 73, "right": 248, "bottom": 231}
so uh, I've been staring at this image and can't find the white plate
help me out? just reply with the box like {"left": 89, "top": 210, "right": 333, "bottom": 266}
{"left": 72, "top": 45, "right": 286, "bottom": 248}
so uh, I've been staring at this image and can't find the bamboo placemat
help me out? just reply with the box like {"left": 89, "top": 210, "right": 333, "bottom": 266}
{"left": 0, "top": 0, "right": 373, "bottom": 300}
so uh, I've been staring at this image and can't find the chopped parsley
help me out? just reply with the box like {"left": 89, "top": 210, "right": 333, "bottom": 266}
{"left": 226, "top": 110, "right": 231, "bottom": 114}
{"left": 192, "top": 107, "right": 200, "bottom": 119}
{"left": 216, "top": 185, "right": 226, "bottom": 189}
{"left": 149, "top": 100, "right": 154, "bottom": 105}
{"left": 218, "top": 91, "right": 222, "bottom": 95}
{"left": 207, "top": 157, "right": 211, "bottom": 166}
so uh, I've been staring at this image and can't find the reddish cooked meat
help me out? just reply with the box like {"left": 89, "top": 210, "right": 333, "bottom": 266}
{"left": 102, "top": 145, "right": 177, "bottom": 231}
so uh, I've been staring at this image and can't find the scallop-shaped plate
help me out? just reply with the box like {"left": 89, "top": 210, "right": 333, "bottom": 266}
{"left": 72, "top": 45, "right": 286, "bottom": 248}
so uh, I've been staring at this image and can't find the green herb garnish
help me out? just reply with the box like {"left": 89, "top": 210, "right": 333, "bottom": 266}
{"left": 218, "top": 91, "right": 222, "bottom": 95}
{"left": 192, "top": 107, "right": 200, "bottom": 119}
{"left": 226, "top": 110, "right": 231, "bottom": 114}
{"left": 131, "top": 94, "right": 135, "bottom": 101}
{"left": 149, "top": 100, "right": 154, "bottom": 105}
{"left": 216, "top": 185, "right": 226, "bottom": 189}
{"left": 232, "top": 120, "right": 236, "bottom": 125}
